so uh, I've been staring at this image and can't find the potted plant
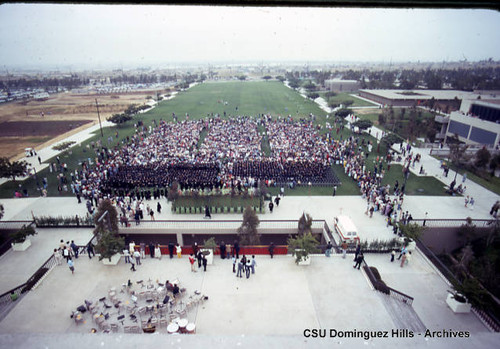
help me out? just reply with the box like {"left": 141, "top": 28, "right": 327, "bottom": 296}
{"left": 446, "top": 289, "right": 471, "bottom": 313}
{"left": 95, "top": 230, "right": 125, "bottom": 265}
{"left": 288, "top": 232, "right": 320, "bottom": 265}
{"left": 446, "top": 277, "right": 488, "bottom": 313}
{"left": 397, "top": 222, "right": 424, "bottom": 251}
{"left": 10, "top": 224, "right": 37, "bottom": 251}
{"left": 202, "top": 237, "right": 217, "bottom": 265}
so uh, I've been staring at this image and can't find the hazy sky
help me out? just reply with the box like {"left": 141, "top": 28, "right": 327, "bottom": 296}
{"left": 0, "top": 4, "right": 499, "bottom": 69}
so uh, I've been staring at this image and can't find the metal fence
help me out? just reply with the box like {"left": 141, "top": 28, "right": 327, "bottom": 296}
{"left": 412, "top": 219, "right": 496, "bottom": 228}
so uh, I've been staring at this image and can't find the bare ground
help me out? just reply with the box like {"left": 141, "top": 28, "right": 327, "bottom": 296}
{"left": 0, "top": 91, "right": 154, "bottom": 159}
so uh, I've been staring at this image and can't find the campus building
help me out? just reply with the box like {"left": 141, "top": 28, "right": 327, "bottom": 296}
{"left": 441, "top": 97, "right": 500, "bottom": 147}
{"left": 358, "top": 89, "right": 466, "bottom": 110}
{"left": 325, "top": 79, "right": 360, "bottom": 93}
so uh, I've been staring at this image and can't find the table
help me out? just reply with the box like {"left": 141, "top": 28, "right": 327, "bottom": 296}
{"left": 186, "top": 323, "right": 196, "bottom": 334}
{"left": 178, "top": 318, "right": 188, "bottom": 333}
{"left": 167, "top": 323, "right": 179, "bottom": 334}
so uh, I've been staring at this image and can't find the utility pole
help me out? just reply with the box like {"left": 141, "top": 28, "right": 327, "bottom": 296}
{"left": 95, "top": 98, "right": 103, "bottom": 137}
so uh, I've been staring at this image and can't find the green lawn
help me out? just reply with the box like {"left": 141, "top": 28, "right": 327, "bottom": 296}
{"left": 150, "top": 81, "right": 327, "bottom": 121}
{"left": 319, "top": 91, "right": 378, "bottom": 108}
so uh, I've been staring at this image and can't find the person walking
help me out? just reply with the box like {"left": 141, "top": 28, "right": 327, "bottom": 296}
{"left": 405, "top": 251, "right": 412, "bottom": 265}
{"left": 70, "top": 240, "right": 79, "bottom": 259}
{"left": 251, "top": 255, "right": 257, "bottom": 274}
{"left": 397, "top": 246, "right": 407, "bottom": 260}
{"left": 400, "top": 253, "right": 407, "bottom": 268}
{"left": 390, "top": 250, "right": 396, "bottom": 262}
{"left": 189, "top": 254, "right": 197, "bottom": 272}
{"left": 176, "top": 243, "right": 182, "bottom": 258}
{"left": 87, "top": 243, "right": 95, "bottom": 259}
{"left": 236, "top": 258, "right": 244, "bottom": 278}
{"left": 353, "top": 243, "right": 361, "bottom": 262}
{"left": 232, "top": 255, "right": 236, "bottom": 273}
{"left": 268, "top": 242, "right": 275, "bottom": 259}
{"left": 130, "top": 259, "right": 136, "bottom": 271}
{"left": 325, "top": 241, "right": 332, "bottom": 257}
{"left": 157, "top": 202, "right": 162, "bottom": 214}
{"left": 469, "top": 197, "right": 475, "bottom": 210}
{"left": 268, "top": 201, "right": 274, "bottom": 213}
{"left": 353, "top": 253, "right": 364, "bottom": 270}
{"left": 67, "top": 258, "right": 75, "bottom": 274}
{"left": 53, "top": 248, "right": 62, "bottom": 265}
{"left": 341, "top": 241, "right": 348, "bottom": 259}
{"left": 129, "top": 241, "right": 135, "bottom": 255}
{"left": 62, "top": 246, "right": 70, "bottom": 262}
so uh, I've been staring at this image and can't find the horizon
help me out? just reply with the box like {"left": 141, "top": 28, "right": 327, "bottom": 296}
{"left": 0, "top": 4, "right": 499, "bottom": 70}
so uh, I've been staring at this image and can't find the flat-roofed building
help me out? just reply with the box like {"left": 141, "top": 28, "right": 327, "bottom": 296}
{"left": 325, "top": 79, "right": 360, "bottom": 92}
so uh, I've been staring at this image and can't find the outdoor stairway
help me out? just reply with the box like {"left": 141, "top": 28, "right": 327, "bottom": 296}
{"left": 378, "top": 293, "right": 427, "bottom": 332}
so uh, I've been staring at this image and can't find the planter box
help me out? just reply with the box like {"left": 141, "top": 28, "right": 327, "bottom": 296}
{"left": 446, "top": 294, "right": 471, "bottom": 313}
{"left": 102, "top": 253, "right": 121, "bottom": 265}
{"left": 298, "top": 256, "right": 311, "bottom": 265}
{"left": 12, "top": 239, "right": 31, "bottom": 251}
{"left": 201, "top": 249, "right": 214, "bottom": 265}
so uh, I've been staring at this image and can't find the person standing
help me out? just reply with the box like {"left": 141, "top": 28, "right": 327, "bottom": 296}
{"left": 129, "top": 241, "right": 135, "bottom": 256}
{"left": 234, "top": 240, "right": 240, "bottom": 259}
{"left": 157, "top": 202, "right": 162, "bottom": 214}
{"left": 67, "top": 258, "right": 75, "bottom": 274}
{"left": 189, "top": 254, "right": 197, "bottom": 272}
{"left": 268, "top": 201, "right": 274, "bottom": 213}
{"left": 353, "top": 253, "right": 364, "bottom": 270}
{"left": 133, "top": 250, "right": 141, "bottom": 265}
{"left": 220, "top": 241, "right": 226, "bottom": 259}
{"left": 202, "top": 255, "right": 208, "bottom": 272}
{"left": 155, "top": 244, "right": 162, "bottom": 259}
{"left": 123, "top": 249, "right": 130, "bottom": 263}
{"left": 168, "top": 242, "right": 174, "bottom": 258}
{"left": 149, "top": 242, "right": 155, "bottom": 258}
{"left": 197, "top": 250, "right": 203, "bottom": 268}
{"left": 245, "top": 257, "right": 252, "bottom": 279}
{"left": 341, "top": 241, "right": 348, "bottom": 259}
{"left": 274, "top": 196, "right": 280, "bottom": 207}
{"left": 232, "top": 254, "right": 236, "bottom": 273}
{"left": 140, "top": 242, "right": 146, "bottom": 259}
{"left": 390, "top": 250, "right": 396, "bottom": 262}
{"left": 268, "top": 242, "right": 275, "bottom": 258}
{"left": 130, "top": 258, "right": 136, "bottom": 271}
{"left": 397, "top": 246, "right": 407, "bottom": 260}
{"left": 469, "top": 197, "right": 475, "bottom": 210}
{"left": 176, "top": 243, "right": 182, "bottom": 258}
{"left": 251, "top": 255, "right": 257, "bottom": 274}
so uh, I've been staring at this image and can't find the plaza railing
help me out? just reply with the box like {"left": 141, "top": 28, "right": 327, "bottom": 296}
{"left": 411, "top": 218, "right": 496, "bottom": 228}
{"left": 362, "top": 258, "right": 414, "bottom": 306}
{"left": 119, "top": 219, "right": 327, "bottom": 231}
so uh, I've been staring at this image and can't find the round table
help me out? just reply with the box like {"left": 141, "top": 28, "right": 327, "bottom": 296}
{"left": 186, "top": 323, "right": 196, "bottom": 334}
{"left": 167, "top": 323, "right": 179, "bottom": 334}
{"left": 177, "top": 318, "right": 188, "bottom": 333}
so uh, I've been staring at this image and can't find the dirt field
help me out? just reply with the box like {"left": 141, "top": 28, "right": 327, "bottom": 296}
{"left": 0, "top": 91, "right": 154, "bottom": 159}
